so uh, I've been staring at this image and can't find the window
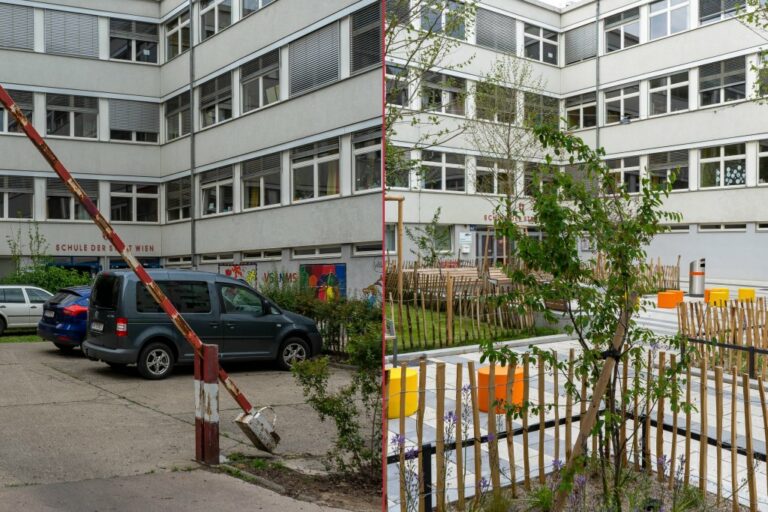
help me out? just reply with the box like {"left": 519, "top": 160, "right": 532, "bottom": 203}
{"left": 0, "top": 4, "right": 33, "bottom": 50}
{"left": 291, "top": 138, "right": 340, "bottom": 201}
{"left": 2, "top": 288, "right": 25, "bottom": 303}
{"left": 385, "top": 224, "right": 397, "bottom": 254}
{"left": 165, "top": 92, "right": 191, "bottom": 141}
{"left": 604, "top": 8, "right": 640, "bottom": 52}
{"left": 386, "top": 65, "right": 408, "bottom": 106}
{"left": 200, "top": 73, "right": 232, "bottom": 128}
{"left": 605, "top": 157, "right": 640, "bottom": 193}
{"left": 386, "top": 146, "right": 411, "bottom": 188}
{"left": 475, "top": 158, "right": 516, "bottom": 195}
{"left": 523, "top": 162, "right": 555, "bottom": 196}
{"left": 243, "top": 0, "right": 276, "bottom": 17}
{"left": 565, "top": 93, "right": 597, "bottom": 129}
{"left": 26, "top": 288, "right": 52, "bottom": 303}
{"left": 421, "top": 72, "right": 465, "bottom": 115}
{"left": 44, "top": 11, "right": 98, "bottom": 58}
{"left": 699, "top": 223, "right": 747, "bottom": 232}
{"left": 421, "top": 1, "right": 465, "bottom": 40}
{"left": 165, "top": 9, "right": 190, "bottom": 60}
{"left": 46, "top": 95, "right": 98, "bottom": 139}
{"left": 353, "top": 128, "right": 382, "bottom": 191}
{"left": 666, "top": 224, "right": 690, "bottom": 232}
{"left": 166, "top": 177, "right": 191, "bottom": 221}
{"left": 0, "top": 176, "right": 33, "bottom": 219}
{"left": 165, "top": 256, "right": 192, "bottom": 267}
{"left": 200, "top": 0, "right": 232, "bottom": 41}
{"left": 699, "top": 144, "right": 746, "bottom": 188}
{"left": 136, "top": 281, "right": 211, "bottom": 314}
{"left": 200, "top": 253, "right": 234, "bottom": 263}
{"left": 649, "top": 0, "right": 689, "bottom": 40}
{"left": 524, "top": 92, "right": 559, "bottom": 126}
{"left": 110, "top": 183, "right": 159, "bottom": 222}
{"left": 353, "top": 242, "right": 382, "bottom": 255}
{"left": 220, "top": 284, "right": 263, "bottom": 314}
{"left": 47, "top": 178, "right": 98, "bottom": 220}
{"left": 759, "top": 140, "right": 768, "bottom": 185}
{"left": 648, "top": 150, "right": 689, "bottom": 190}
{"left": 564, "top": 23, "right": 597, "bottom": 64}
{"left": 200, "top": 167, "right": 234, "bottom": 216}
{"left": 293, "top": 246, "right": 342, "bottom": 259}
{"left": 109, "top": 19, "right": 158, "bottom": 63}
{"left": 351, "top": 3, "right": 381, "bottom": 74}
{"left": 475, "top": 83, "right": 516, "bottom": 123}
{"left": 604, "top": 84, "right": 639, "bottom": 124}
{"left": 0, "top": 90, "right": 33, "bottom": 133}
{"left": 420, "top": 151, "right": 465, "bottom": 191}
{"left": 699, "top": 57, "right": 745, "bottom": 106}
{"left": 242, "top": 249, "right": 282, "bottom": 261}
{"left": 109, "top": 100, "right": 159, "bottom": 143}
{"left": 476, "top": 8, "right": 516, "bottom": 53}
{"left": 289, "top": 23, "right": 340, "bottom": 96}
{"left": 241, "top": 50, "right": 280, "bottom": 113}
{"left": 700, "top": 0, "right": 739, "bottom": 23}
{"left": 649, "top": 72, "right": 689, "bottom": 116}
{"left": 524, "top": 24, "right": 558, "bottom": 65}
{"left": 243, "top": 153, "right": 281, "bottom": 209}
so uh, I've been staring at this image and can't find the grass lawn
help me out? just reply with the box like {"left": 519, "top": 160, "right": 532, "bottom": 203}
{"left": 0, "top": 331, "right": 44, "bottom": 343}
{"left": 386, "top": 304, "right": 560, "bottom": 354}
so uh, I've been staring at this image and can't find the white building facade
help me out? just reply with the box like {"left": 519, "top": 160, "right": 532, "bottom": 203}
{"left": 0, "top": 0, "right": 383, "bottom": 294}
{"left": 386, "top": 0, "right": 768, "bottom": 283}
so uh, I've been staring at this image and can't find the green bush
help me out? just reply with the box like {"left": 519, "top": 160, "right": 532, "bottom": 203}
{"left": 1, "top": 265, "right": 92, "bottom": 293}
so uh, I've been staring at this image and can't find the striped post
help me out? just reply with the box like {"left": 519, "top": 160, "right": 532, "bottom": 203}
{"left": 195, "top": 344, "right": 220, "bottom": 465}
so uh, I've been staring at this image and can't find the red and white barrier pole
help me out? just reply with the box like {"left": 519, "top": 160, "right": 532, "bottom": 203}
{"left": 195, "top": 344, "right": 220, "bottom": 465}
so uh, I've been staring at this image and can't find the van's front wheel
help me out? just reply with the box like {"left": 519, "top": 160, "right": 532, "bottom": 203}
{"left": 278, "top": 338, "right": 309, "bottom": 370}
{"left": 138, "top": 342, "right": 175, "bottom": 380}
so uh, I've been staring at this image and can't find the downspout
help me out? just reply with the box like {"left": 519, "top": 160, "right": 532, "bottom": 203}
{"left": 595, "top": 0, "right": 601, "bottom": 151}
{"left": 188, "top": 0, "right": 197, "bottom": 269}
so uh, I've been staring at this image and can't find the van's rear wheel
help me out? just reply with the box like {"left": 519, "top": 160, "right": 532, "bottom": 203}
{"left": 278, "top": 338, "right": 309, "bottom": 371}
{"left": 138, "top": 342, "right": 175, "bottom": 380}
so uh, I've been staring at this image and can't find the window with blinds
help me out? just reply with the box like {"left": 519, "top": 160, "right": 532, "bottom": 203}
{"left": 109, "top": 19, "right": 158, "bottom": 63}
{"left": 351, "top": 3, "right": 381, "bottom": 74}
{"left": 699, "top": 57, "right": 745, "bottom": 106}
{"left": 47, "top": 178, "right": 98, "bottom": 220}
{"left": 0, "top": 176, "right": 34, "bottom": 219}
{"left": 289, "top": 23, "right": 340, "bottom": 96}
{"left": 0, "top": 4, "right": 34, "bottom": 51}
{"left": 165, "top": 92, "right": 191, "bottom": 141}
{"left": 700, "top": 0, "right": 740, "bottom": 23}
{"left": 109, "top": 100, "right": 159, "bottom": 143}
{"left": 649, "top": 150, "right": 689, "bottom": 190}
{"left": 243, "top": 153, "right": 281, "bottom": 209}
{"left": 44, "top": 10, "right": 98, "bottom": 58}
{"left": 565, "top": 23, "right": 596, "bottom": 64}
{"left": 200, "top": 73, "right": 232, "bottom": 128}
{"left": 201, "top": 167, "right": 234, "bottom": 216}
{"left": 476, "top": 8, "right": 516, "bottom": 54}
{"left": 241, "top": 50, "right": 280, "bottom": 113}
{"left": 46, "top": 95, "right": 98, "bottom": 139}
{"left": 166, "top": 177, "right": 192, "bottom": 221}
{"left": 0, "top": 90, "right": 33, "bottom": 133}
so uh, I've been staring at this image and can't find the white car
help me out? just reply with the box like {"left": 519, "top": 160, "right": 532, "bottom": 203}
{"left": 0, "top": 286, "right": 53, "bottom": 334}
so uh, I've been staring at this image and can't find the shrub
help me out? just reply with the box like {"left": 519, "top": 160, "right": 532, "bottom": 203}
{"left": 1, "top": 265, "right": 92, "bottom": 293}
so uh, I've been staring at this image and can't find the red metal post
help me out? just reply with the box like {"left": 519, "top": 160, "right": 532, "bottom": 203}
{"left": 0, "top": 86, "right": 257, "bottom": 415}
{"left": 195, "top": 344, "right": 220, "bottom": 465}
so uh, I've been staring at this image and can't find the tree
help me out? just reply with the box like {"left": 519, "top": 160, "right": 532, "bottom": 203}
{"left": 739, "top": 1, "right": 768, "bottom": 99}
{"left": 406, "top": 207, "right": 450, "bottom": 267}
{"left": 481, "top": 125, "right": 690, "bottom": 511}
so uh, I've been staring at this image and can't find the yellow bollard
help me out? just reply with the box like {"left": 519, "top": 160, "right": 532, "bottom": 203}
{"left": 738, "top": 288, "right": 756, "bottom": 302}
{"left": 387, "top": 367, "right": 419, "bottom": 418}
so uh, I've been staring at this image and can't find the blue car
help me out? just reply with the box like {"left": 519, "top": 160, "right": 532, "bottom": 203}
{"left": 38, "top": 286, "right": 92, "bottom": 352}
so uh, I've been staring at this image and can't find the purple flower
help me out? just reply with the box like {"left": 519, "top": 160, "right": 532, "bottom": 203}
{"left": 405, "top": 447, "right": 419, "bottom": 461}
{"left": 574, "top": 474, "right": 587, "bottom": 489}
{"left": 487, "top": 432, "right": 495, "bottom": 442}
{"left": 462, "top": 384, "right": 471, "bottom": 392}
{"left": 657, "top": 454, "right": 668, "bottom": 469}
{"left": 445, "top": 411, "right": 458, "bottom": 426}
{"left": 391, "top": 434, "right": 405, "bottom": 449}
{"left": 479, "top": 476, "right": 490, "bottom": 492}
{"left": 552, "top": 458, "right": 563, "bottom": 471}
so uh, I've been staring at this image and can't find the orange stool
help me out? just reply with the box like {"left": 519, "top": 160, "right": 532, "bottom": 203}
{"left": 657, "top": 291, "right": 683, "bottom": 309}
{"left": 738, "top": 288, "right": 756, "bottom": 302}
{"left": 478, "top": 365, "right": 524, "bottom": 414}
{"left": 708, "top": 289, "right": 729, "bottom": 306}
{"left": 704, "top": 289, "right": 710, "bottom": 303}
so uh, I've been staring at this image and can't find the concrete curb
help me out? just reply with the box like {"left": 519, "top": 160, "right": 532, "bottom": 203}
{"left": 385, "top": 333, "right": 572, "bottom": 365}
{"left": 219, "top": 463, "right": 286, "bottom": 494}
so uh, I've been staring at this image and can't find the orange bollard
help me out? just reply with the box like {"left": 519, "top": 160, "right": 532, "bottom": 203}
{"left": 478, "top": 365, "right": 524, "bottom": 413}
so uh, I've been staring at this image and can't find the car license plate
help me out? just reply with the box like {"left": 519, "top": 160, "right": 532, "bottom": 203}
{"left": 44, "top": 310, "right": 54, "bottom": 318}
{"left": 91, "top": 321, "right": 103, "bottom": 333}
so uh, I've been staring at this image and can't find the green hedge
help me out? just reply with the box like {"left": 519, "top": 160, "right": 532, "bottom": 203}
{"left": 1, "top": 265, "right": 92, "bottom": 293}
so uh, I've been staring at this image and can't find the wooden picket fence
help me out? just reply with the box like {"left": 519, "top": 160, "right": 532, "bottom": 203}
{"left": 388, "top": 350, "right": 766, "bottom": 511}
{"left": 678, "top": 297, "right": 768, "bottom": 378}
{"left": 593, "top": 253, "right": 681, "bottom": 292}
{"left": 384, "top": 265, "right": 535, "bottom": 351}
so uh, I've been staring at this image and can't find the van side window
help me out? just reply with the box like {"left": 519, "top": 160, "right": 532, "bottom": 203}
{"left": 93, "top": 275, "right": 120, "bottom": 309}
{"left": 219, "top": 285, "right": 263, "bottom": 315}
{"left": 3, "top": 288, "right": 26, "bottom": 303}
{"left": 136, "top": 281, "right": 211, "bottom": 314}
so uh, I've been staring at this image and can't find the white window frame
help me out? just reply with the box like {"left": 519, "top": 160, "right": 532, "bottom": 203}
{"left": 292, "top": 246, "right": 343, "bottom": 259}
{"left": 665, "top": 224, "right": 690, "bottom": 233}
{"left": 475, "top": 159, "right": 515, "bottom": 196}
{"left": 201, "top": 175, "right": 234, "bottom": 217}
{"left": 353, "top": 242, "right": 382, "bottom": 256}
{"left": 165, "top": 255, "right": 192, "bottom": 267}
{"left": 699, "top": 144, "right": 747, "bottom": 189}
{"left": 46, "top": 180, "right": 98, "bottom": 221}
{"left": 421, "top": 1, "right": 466, "bottom": 40}
{"left": 242, "top": 0, "right": 276, "bottom": 18}
{"left": 648, "top": 72, "right": 689, "bottom": 116}
{"left": 699, "top": 58, "right": 746, "bottom": 107}
{"left": 700, "top": 0, "right": 739, "bottom": 24}
{"left": 200, "top": 253, "right": 234, "bottom": 263}
{"left": 165, "top": 92, "right": 191, "bottom": 141}
{"left": 421, "top": 72, "right": 465, "bottom": 116}
{"left": 606, "top": 157, "right": 641, "bottom": 194}
{"left": 385, "top": 224, "right": 397, "bottom": 255}
{"left": 420, "top": 151, "right": 466, "bottom": 192}
{"left": 759, "top": 140, "right": 768, "bottom": 186}
{"left": 698, "top": 223, "right": 747, "bottom": 232}
{"left": 291, "top": 141, "right": 341, "bottom": 203}
{"left": 241, "top": 51, "right": 280, "bottom": 113}
{"left": 110, "top": 183, "right": 159, "bottom": 223}
{"left": 165, "top": 177, "right": 192, "bottom": 222}
{"left": 46, "top": 95, "right": 98, "bottom": 139}
{"left": 565, "top": 93, "right": 597, "bottom": 130}
{"left": 523, "top": 24, "right": 558, "bottom": 65}
{"left": 199, "top": 74, "right": 233, "bottom": 128}
{"left": 474, "top": 83, "right": 517, "bottom": 124}
{"left": 109, "top": 19, "right": 159, "bottom": 64}
{"left": 353, "top": 132, "right": 382, "bottom": 193}
{"left": 242, "top": 159, "right": 281, "bottom": 211}
{"left": 0, "top": 177, "right": 34, "bottom": 219}
{"left": 165, "top": 10, "right": 190, "bottom": 61}
{"left": 386, "top": 65, "right": 409, "bottom": 107}
{"left": 603, "top": 85, "right": 640, "bottom": 125}
{"left": 649, "top": 0, "right": 689, "bottom": 41}
{"left": 199, "top": 0, "right": 232, "bottom": 41}
{"left": 242, "top": 249, "right": 282, "bottom": 262}
{"left": 0, "top": 90, "right": 32, "bottom": 134}
{"left": 604, "top": 10, "right": 640, "bottom": 53}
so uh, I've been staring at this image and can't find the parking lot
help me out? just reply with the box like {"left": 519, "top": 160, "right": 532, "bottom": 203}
{"left": 0, "top": 340, "right": 346, "bottom": 489}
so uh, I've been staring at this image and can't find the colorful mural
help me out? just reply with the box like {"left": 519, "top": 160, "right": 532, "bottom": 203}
{"left": 299, "top": 264, "right": 347, "bottom": 301}
{"left": 218, "top": 264, "right": 258, "bottom": 288}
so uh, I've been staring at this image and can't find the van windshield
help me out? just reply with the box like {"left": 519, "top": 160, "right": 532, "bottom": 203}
{"left": 92, "top": 275, "right": 120, "bottom": 310}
